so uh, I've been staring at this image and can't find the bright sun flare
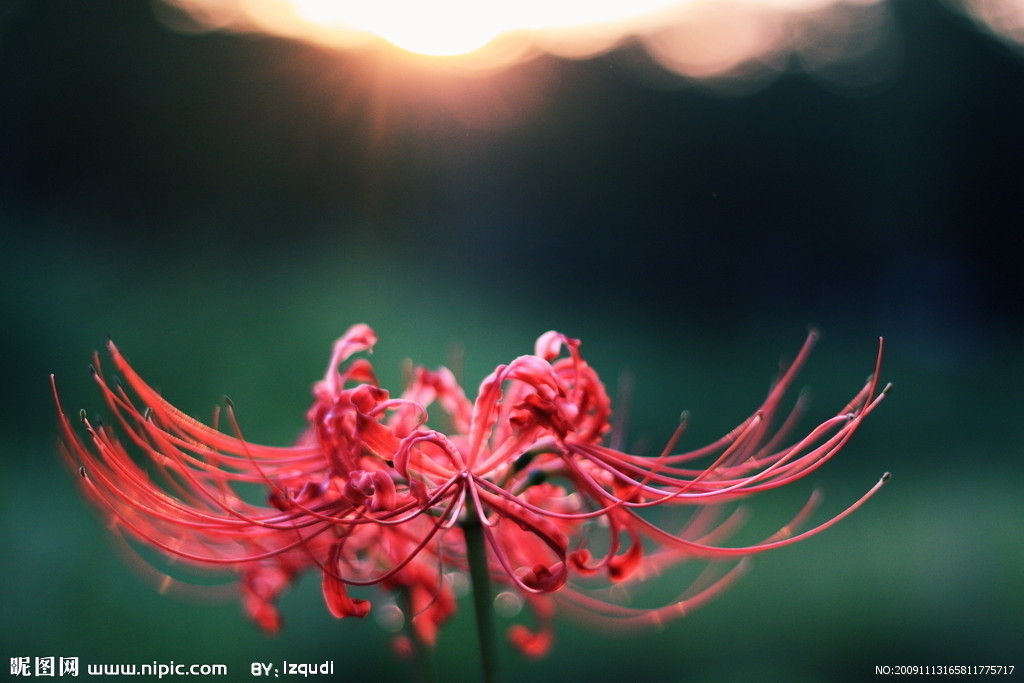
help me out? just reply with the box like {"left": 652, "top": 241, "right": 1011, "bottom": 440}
{"left": 151, "top": 0, "right": 1023, "bottom": 85}
{"left": 286, "top": 0, "right": 509, "bottom": 56}
{"left": 155, "top": 0, "right": 904, "bottom": 86}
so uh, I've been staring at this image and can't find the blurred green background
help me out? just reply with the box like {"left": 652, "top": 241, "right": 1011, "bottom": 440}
{"left": 2, "top": 0, "right": 1021, "bottom": 681}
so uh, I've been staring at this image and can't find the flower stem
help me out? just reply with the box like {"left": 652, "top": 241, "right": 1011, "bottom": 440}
{"left": 398, "top": 589, "right": 435, "bottom": 683}
{"left": 463, "top": 515, "right": 498, "bottom": 683}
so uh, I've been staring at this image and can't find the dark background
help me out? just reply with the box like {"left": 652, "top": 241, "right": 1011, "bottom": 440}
{"left": 2, "top": 0, "right": 1021, "bottom": 681}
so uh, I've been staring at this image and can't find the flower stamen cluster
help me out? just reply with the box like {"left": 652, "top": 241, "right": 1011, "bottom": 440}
{"left": 54, "top": 325, "right": 889, "bottom": 656}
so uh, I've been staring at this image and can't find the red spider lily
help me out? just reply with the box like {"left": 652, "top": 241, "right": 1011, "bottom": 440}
{"left": 54, "top": 325, "right": 889, "bottom": 658}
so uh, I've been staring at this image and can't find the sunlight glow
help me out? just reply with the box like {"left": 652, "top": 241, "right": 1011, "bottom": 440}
{"left": 155, "top": 0, "right": 892, "bottom": 79}
{"left": 153, "top": 0, "right": 1024, "bottom": 88}
{"left": 174, "top": 0, "right": 1024, "bottom": 96}
{"left": 956, "top": 0, "right": 1024, "bottom": 54}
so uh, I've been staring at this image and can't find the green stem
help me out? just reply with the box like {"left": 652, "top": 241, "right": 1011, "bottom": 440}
{"left": 398, "top": 589, "right": 436, "bottom": 683}
{"left": 463, "top": 515, "right": 499, "bottom": 683}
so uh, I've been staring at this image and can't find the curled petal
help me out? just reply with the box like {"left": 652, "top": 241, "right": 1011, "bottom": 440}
{"left": 241, "top": 564, "right": 295, "bottom": 634}
{"left": 343, "top": 470, "right": 398, "bottom": 512}
{"left": 322, "top": 542, "right": 372, "bottom": 619}
{"left": 508, "top": 594, "right": 556, "bottom": 658}
{"left": 521, "top": 562, "right": 567, "bottom": 592}
{"left": 534, "top": 331, "right": 579, "bottom": 361}
{"left": 607, "top": 529, "right": 644, "bottom": 582}
{"left": 317, "top": 324, "right": 379, "bottom": 398}
{"left": 508, "top": 624, "right": 553, "bottom": 659}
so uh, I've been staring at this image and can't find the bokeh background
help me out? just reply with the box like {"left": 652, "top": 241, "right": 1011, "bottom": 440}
{"left": 2, "top": 0, "right": 1021, "bottom": 681}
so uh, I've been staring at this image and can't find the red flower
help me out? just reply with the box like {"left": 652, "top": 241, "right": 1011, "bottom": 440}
{"left": 54, "top": 325, "right": 889, "bottom": 657}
